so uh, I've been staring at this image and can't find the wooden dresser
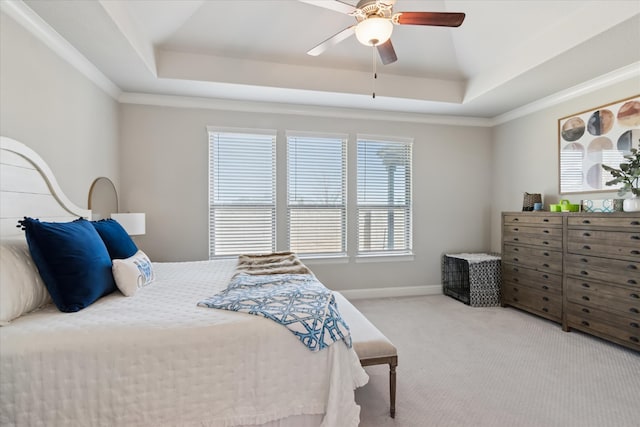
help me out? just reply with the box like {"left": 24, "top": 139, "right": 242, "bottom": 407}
{"left": 501, "top": 212, "right": 564, "bottom": 323}
{"left": 563, "top": 213, "right": 640, "bottom": 351}
{"left": 501, "top": 211, "right": 640, "bottom": 352}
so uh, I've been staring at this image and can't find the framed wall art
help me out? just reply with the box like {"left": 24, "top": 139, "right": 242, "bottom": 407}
{"left": 558, "top": 95, "right": 640, "bottom": 194}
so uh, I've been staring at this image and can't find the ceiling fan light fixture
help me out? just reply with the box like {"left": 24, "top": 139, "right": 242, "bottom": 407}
{"left": 355, "top": 17, "right": 393, "bottom": 46}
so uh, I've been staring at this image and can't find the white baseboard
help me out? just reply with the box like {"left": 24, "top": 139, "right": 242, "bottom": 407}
{"left": 339, "top": 284, "right": 442, "bottom": 300}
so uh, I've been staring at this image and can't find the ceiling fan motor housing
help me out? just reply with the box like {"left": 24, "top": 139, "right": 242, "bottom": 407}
{"left": 354, "top": 0, "right": 394, "bottom": 21}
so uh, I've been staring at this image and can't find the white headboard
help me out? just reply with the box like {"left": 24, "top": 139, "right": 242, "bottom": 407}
{"left": 0, "top": 136, "right": 91, "bottom": 238}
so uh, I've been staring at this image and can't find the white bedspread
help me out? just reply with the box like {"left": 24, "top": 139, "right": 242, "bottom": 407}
{"left": 0, "top": 259, "right": 368, "bottom": 427}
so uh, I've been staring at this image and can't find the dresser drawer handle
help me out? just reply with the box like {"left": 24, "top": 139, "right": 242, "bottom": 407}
{"left": 580, "top": 271, "right": 589, "bottom": 276}
{"left": 543, "top": 241, "right": 549, "bottom": 245}
{"left": 581, "top": 258, "right": 589, "bottom": 263}
{"left": 513, "top": 267, "right": 519, "bottom": 272}
{"left": 541, "top": 307, "right": 549, "bottom": 312}
{"left": 512, "top": 297, "right": 519, "bottom": 302}
{"left": 631, "top": 322, "right": 640, "bottom": 329}
{"left": 543, "top": 218, "right": 549, "bottom": 223}
{"left": 542, "top": 285, "right": 549, "bottom": 290}
{"left": 581, "top": 320, "right": 590, "bottom": 327}
{"left": 513, "top": 218, "right": 520, "bottom": 222}
{"left": 582, "top": 296, "right": 590, "bottom": 301}
{"left": 513, "top": 287, "right": 519, "bottom": 292}
{"left": 513, "top": 278, "right": 519, "bottom": 283}
{"left": 583, "top": 232, "right": 591, "bottom": 237}
{"left": 631, "top": 336, "right": 639, "bottom": 343}
{"left": 631, "top": 250, "right": 640, "bottom": 255}
{"left": 581, "top": 283, "right": 590, "bottom": 288}
{"left": 632, "top": 221, "right": 640, "bottom": 226}
{"left": 629, "top": 280, "right": 638, "bottom": 285}
{"left": 514, "top": 247, "right": 520, "bottom": 252}
{"left": 627, "top": 264, "right": 638, "bottom": 270}
{"left": 582, "top": 220, "right": 591, "bottom": 224}
{"left": 632, "top": 235, "right": 640, "bottom": 240}
{"left": 513, "top": 227, "right": 519, "bottom": 231}
{"left": 513, "top": 237, "right": 519, "bottom": 242}
{"left": 582, "top": 245, "right": 591, "bottom": 250}
{"left": 513, "top": 258, "right": 519, "bottom": 262}
{"left": 582, "top": 308, "right": 590, "bottom": 314}
{"left": 543, "top": 252, "right": 550, "bottom": 256}
{"left": 542, "top": 274, "right": 549, "bottom": 279}
{"left": 543, "top": 263, "right": 550, "bottom": 268}
{"left": 543, "top": 230, "right": 550, "bottom": 234}
{"left": 542, "top": 296, "right": 549, "bottom": 302}
{"left": 630, "top": 308, "right": 639, "bottom": 314}
{"left": 631, "top": 293, "right": 639, "bottom": 299}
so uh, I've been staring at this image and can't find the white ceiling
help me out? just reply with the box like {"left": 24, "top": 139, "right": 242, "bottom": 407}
{"left": 14, "top": 0, "right": 640, "bottom": 119}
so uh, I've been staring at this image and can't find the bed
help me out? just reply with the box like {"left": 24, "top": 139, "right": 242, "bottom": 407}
{"left": 0, "top": 136, "right": 368, "bottom": 427}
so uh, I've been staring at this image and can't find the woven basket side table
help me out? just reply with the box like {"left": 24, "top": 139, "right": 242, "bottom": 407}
{"left": 442, "top": 253, "right": 502, "bottom": 307}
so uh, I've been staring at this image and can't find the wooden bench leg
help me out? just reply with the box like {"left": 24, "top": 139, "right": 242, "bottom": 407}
{"left": 360, "top": 355, "right": 398, "bottom": 418}
{"left": 389, "top": 356, "right": 397, "bottom": 418}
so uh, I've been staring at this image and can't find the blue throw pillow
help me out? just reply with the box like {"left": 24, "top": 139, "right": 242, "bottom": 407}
{"left": 90, "top": 218, "right": 138, "bottom": 260}
{"left": 19, "top": 217, "right": 116, "bottom": 313}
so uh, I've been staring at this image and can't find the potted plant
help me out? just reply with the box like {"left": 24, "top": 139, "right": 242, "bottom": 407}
{"left": 601, "top": 147, "right": 640, "bottom": 212}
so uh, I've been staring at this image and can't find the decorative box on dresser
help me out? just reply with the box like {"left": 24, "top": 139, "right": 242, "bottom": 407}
{"left": 501, "top": 212, "right": 564, "bottom": 323}
{"left": 563, "top": 212, "right": 640, "bottom": 352}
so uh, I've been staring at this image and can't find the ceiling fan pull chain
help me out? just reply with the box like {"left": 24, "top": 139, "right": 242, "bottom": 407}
{"left": 372, "top": 46, "right": 376, "bottom": 99}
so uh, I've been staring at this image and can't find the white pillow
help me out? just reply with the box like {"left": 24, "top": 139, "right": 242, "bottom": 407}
{"left": 112, "top": 250, "right": 155, "bottom": 297}
{"left": 0, "top": 237, "right": 51, "bottom": 325}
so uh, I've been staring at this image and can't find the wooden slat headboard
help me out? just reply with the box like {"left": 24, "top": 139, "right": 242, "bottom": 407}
{"left": 0, "top": 136, "right": 91, "bottom": 238}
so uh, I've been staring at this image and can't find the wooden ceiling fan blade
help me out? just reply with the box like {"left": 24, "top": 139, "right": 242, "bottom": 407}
{"left": 377, "top": 39, "right": 397, "bottom": 65}
{"left": 307, "top": 25, "right": 356, "bottom": 56}
{"left": 395, "top": 12, "right": 466, "bottom": 27}
{"left": 298, "top": 0, "right": 357, "bottom": 15}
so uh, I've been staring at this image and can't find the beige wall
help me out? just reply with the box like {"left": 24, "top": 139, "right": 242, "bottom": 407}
{"left": 119, "top": 103, "right": 493, "bottom": 291}
{"left": 490, "top": 77, "right": 640, "bottom": 251}
{"left": 0, "top": 12, "right": 119, "bottom": 208}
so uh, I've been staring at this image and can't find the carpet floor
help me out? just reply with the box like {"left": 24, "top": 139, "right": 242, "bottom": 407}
{"left": 352, "top": 295, "right": 640, "bottom": 427}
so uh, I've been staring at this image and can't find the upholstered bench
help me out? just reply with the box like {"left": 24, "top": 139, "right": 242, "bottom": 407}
{"left": 334, "top": 292, "right": 398, "bottom": 418}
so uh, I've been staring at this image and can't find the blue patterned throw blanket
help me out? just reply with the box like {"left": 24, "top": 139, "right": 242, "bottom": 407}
{"left": 198, "top": 253, "right": 351, "bottom": 352}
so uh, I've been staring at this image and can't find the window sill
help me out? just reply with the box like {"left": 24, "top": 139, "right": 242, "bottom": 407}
{"left": 355, "top": 253, "right": 415, "bottom": 263}
{"left": 299, "top": 254, "right": 350, "bottom": 265}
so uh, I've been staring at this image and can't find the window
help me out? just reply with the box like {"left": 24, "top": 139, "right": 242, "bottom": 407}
{"left": 208, "top": 127, "right": 413, "bottom": 260}
{"left": 287, "top": 133, "right": 347, "bottom": 256}
{"left": 208, "top": 129, "right": 276, "bottom": 257}
{"left": 357, "top": 136, "right": 412, "bottom": 255}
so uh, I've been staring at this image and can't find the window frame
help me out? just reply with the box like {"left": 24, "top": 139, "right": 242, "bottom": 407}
{"left": 356, "top": 134, "right": 413, "bottom": 258}
{"left": 286, "top": 131, "right": 348, "bottom": 258}
{"left": 207, "top": 127, "right": 277, "bottom": 258}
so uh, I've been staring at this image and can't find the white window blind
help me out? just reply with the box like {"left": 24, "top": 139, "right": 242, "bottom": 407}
{"left": 287, "top": 134, "right": 346, "bottom": 256}
{"left": 357, "top": 137, "right": 412, "bottom": 255}
{"left": 208, "top": 130, "right": 276, "bottom": 257}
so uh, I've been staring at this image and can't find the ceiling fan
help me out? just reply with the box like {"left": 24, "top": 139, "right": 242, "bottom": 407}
{"left": 301, "top": 0, "right": 466, "bottom": 65}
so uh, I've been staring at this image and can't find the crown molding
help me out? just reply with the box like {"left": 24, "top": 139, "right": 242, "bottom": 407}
{"left": 1, "top": 0, "right": 121, "bottom": 99}
{"left": 118, "top": 92, "right": 494, "bottom": 127}
{"left": 491, "top": 62, "right": 640, "bottom": 126}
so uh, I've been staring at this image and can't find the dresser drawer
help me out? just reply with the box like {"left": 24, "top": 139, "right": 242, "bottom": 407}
{"left": 502, "top": 264, "right": 562, "bottom": 294}
{"left": 502, "top": 225, "right": 562, "bottom": 249}
{"left": 564, "top": 253, "right": 639, "bottom": 288}
{"left": 502, "top": 285, "right": 562, "bottom": 321}
{"left": 565, "top": 277, "right": 640, "bottom": 319}
{"left": 566, "top": 229, "right": 640, "bottom": 261}
{"left": 504, "top": 214, "right": 562, "bottom": 226}
{"left": 502, "top": 244, "right": 562, "bottom": 273}
{"left": 566, "top": 303, "right": 640, "bottom": 350}
{"left": 568, "top": 216, "right": 640, "bottom": 230}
